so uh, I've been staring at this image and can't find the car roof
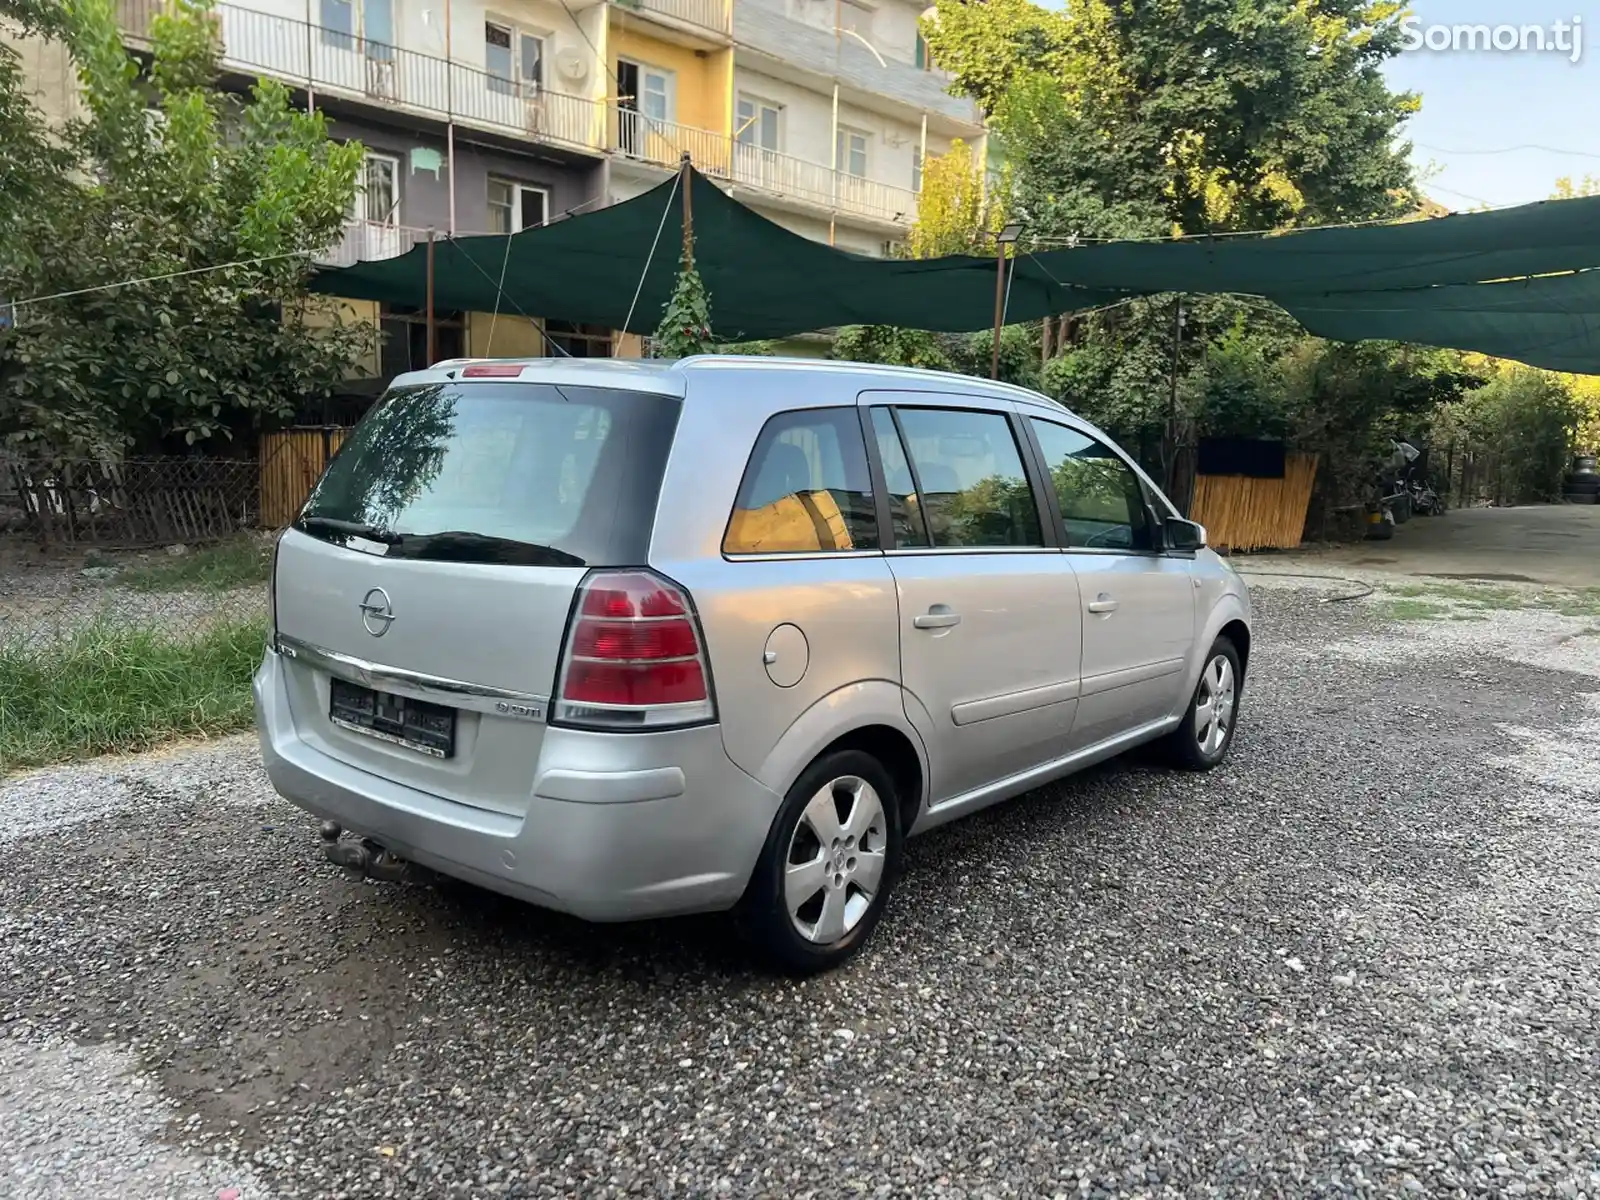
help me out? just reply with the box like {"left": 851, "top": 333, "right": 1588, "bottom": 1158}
{"left": 389, "top": 355, "right": 1075, "bottom": 417}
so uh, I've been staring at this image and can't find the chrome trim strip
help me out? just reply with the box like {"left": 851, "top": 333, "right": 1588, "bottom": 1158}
{"left": 274, "top": 635, "right": 549, "bottom": 722}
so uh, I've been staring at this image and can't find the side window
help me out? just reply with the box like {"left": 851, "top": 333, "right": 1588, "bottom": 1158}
{"left": 893, "top": 407, "right": 1043, "bottom": 549}
{"left": 869, "top": 407, "right": 930, "bottom": 548}
{"left": 1030, "top": 418, "right": 1153, "bottom": 552}
{"left": 723, "top": 408, "right": 880, "bottom": 554}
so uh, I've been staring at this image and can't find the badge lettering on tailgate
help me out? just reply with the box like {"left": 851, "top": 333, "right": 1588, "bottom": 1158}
{"left": 495, "top": 700, "right": 546, "bottom": 722}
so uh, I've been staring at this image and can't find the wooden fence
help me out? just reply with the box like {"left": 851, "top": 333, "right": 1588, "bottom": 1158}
{"left": 1, "top": 456, "right": 258, "bottom": 547}
{"left": 260, "top": 427, "right": 348, "bottom": 529}
{"left": 1189, "top": 453, "right": 1319, "bottom": 552}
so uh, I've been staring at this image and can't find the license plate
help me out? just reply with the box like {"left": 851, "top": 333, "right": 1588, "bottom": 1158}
{"left": 329, "top": 677, "right": 456, "bottom": 759}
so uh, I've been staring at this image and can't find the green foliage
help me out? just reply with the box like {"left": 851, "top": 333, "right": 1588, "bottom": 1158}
{"left": 0, "top": 0, "right": 366, "bottom": 458}
{"left": 117, "top": 538, "right": 274, "bottom": 593}
{"left": 653, "top": 248, "right": 715, "bottom": 358}
{"left": 926, "top": 0, "right": 1420, "bottom": 239}
{"left": 1435, "top": 366, "right": 1583, "bottom": 504}
{"left": 0, "top": 617, "right": 264, "bottom": 771}
{"left": 831, "top": 325, "right": 953, "bottom": 372}
{"left": 907, "top": 139, "right": 1009, "bottom": 259}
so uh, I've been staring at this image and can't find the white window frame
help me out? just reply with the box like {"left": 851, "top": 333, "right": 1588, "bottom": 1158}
{"left": 354, "top": 150, "right": 401, "bottom": 226}
{"left": 637, "top": 62, "right": 675, "bottom": 123}
{"left": 485, "top": 17, "right": 546, "bottom": 96}
{"left": 837, "top": 126, "right": 869, "bottom": 178}
{"left": 735, "top": 93, "right": 783, "bottom": 151}
{"left": 487, "top": 177, "right": 551, "bottom": 233}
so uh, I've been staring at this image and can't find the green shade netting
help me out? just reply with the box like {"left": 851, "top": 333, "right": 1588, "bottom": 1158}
{"left": 312, "top": 167, "right": 1600, "bottom": 372}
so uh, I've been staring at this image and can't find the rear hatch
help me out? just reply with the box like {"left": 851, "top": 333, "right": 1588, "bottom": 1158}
{"left": 271, "top": 374, "right": 680, "bottom": 816}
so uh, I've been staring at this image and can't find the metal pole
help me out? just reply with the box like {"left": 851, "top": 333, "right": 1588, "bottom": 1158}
{"left": 445, "top": 0, "right": 456, "bottom": 234}
{"left": 829, "top": 81, "right": 839, "bottom": 247}
{"left": 426, "top": 229, "right": 437, "bottom": 366}
{"left": 990, "top": 238, "right": 1005, "bottom": 380}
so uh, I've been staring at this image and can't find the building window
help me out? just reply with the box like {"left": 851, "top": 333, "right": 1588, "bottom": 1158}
{"left": 486, "top": 20, "right": 543, "bottom": 96}
{"left": 915, "top": 31, "right": 930, "bottom": 70}
{"left": 736, "top": 95, "right": 782, "bottom": 151}
{"left": 321, "top": 0, "right": 353, "bottom": 48}
{"left": 836, "top": 128, "right": 868, "bottom": 178}
{"left": 355, "top": 151, "right": 400, "bottom": 225}
{"left": 379, "top": 305, "right": 466, "bottom": 379}
{"left": 487, "top": 179, "right": 549, "bottom": 233}
{"left": 546, "top": 320, "right": 613, "bottom": 358}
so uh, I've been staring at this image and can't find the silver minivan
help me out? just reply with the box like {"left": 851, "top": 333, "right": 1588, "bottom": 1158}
{"left": 256, "top": 356, "right": 1251, "bottom": 972}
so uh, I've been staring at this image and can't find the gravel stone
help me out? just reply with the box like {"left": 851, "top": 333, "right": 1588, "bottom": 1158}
{"left": 3, "top": 583, "right": 1600, "bottom": 1197}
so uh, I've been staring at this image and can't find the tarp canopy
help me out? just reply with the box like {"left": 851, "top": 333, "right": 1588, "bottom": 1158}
{"left": 313, "top": 167, "right": 1600, "bottom": 373}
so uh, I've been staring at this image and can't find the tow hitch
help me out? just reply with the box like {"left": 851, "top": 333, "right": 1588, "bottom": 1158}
{"left": 319, "top": 821, "right": 418, "bottom": 883}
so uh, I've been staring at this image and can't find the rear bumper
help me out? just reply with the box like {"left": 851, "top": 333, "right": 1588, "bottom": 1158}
{"left": 253, "top": 649, "right": 783, "bottom": 921}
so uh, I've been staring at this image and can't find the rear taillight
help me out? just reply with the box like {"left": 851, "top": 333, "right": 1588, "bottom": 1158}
{"left": 553, "top": 570, "right": 715, "bottom": 730}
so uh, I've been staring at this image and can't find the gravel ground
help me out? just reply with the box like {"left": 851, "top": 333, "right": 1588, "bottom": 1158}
{"left": 4, "top": 580, "right": 1600, "bottom": 1198}
{"left": 0, "top": 564, "right": 265, "bottom": 646}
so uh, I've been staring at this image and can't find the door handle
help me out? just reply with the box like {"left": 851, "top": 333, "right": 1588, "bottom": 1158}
{"left": 913, "top": 609, "right": 962, "bottom": 630}
{"left": 1087, "top": 595, "right": 1120, "bottom": 614}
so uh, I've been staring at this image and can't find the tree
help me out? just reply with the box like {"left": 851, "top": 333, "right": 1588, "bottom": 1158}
{"left": 0, "top": 0, "right": 365, "bottom": 458}
{"left": 906, "top": 139, "right": 1008, "bottom": 259}
{"left": 1553, "top": 176, "right": 1600, "bottom": 200}
{"left": 924, "top": 0, "right": 1421, "bottom": 239}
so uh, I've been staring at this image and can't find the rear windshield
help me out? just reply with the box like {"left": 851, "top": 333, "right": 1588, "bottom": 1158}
{"left": 297, "top": 381, "right": 679, "bottom": 566}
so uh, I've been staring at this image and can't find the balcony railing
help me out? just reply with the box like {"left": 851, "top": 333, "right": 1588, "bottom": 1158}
{"left": 318, "top": 219, "right": 434, "bottom": 268}
{"left": 607, "top": 109, "right": 916, "bottom": 225}
{"left": 117, "top": 1, "right": 606, "bottom": 154}
{"left": 731, "top": 143, "right": 918, "bottom": 225}
{"left": 611, "top": 0, "right": 731, "bottom": 38}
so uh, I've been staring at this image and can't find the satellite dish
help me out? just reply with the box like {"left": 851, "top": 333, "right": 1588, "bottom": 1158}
{"left": 556, "top": 47, "right": 589, "bottom": 83}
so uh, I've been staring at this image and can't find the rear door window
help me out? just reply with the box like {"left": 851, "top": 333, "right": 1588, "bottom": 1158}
{"left": 723, "top": 408, "right": 880, "bottom": 554}
{"left": 888, "top": 407, "right": 1043, "bottom": 549}
{"left": 299, "top": 381, "right": 679, "bottom": 565}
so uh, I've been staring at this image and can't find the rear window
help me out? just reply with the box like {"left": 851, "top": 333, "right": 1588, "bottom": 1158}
{"left": 298, "top": 381, "right": 679, "bottom": 565}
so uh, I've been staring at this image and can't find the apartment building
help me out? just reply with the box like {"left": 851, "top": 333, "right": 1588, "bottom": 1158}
{"left": 20, "top": 0, "right": 983, "bottom": 370}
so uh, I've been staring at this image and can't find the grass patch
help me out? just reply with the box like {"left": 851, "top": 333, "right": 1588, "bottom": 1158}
{"left": 1377, "top": 598, "right": 1451, "bottom": 621}
{"left": 117, "top": 539, "right": 272, "bottom": 594}
{"left": 0, "top": 619, "right": 264, "bottom": 772}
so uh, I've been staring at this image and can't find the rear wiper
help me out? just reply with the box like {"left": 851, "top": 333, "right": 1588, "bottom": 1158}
{"left": 297, "top": 516, "right": 401, "bottom": 544}
{"left": 387, "top": 530, "right": 585, "bottom": 567}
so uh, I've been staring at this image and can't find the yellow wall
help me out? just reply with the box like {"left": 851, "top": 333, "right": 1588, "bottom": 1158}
{"left": 607, "top": 24, "right": 733, "bottom": 137}
{"left": 468, "top": 312, "right": 547, "bottom": 358}
{"left": 300, "top": 296, "right": 381, "bottom": 378}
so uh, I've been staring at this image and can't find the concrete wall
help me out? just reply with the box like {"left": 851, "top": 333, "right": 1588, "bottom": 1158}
{"left": 326, "top": 114, "right": 602, "bottom": 233}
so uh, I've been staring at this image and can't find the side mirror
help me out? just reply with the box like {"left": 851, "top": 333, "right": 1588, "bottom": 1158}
{"left": 1165, "top": 517, "right": 1206, "bottom": 553}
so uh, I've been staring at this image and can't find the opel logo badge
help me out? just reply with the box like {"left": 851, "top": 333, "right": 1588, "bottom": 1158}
{"left": 359, "top": 587, "right": 395, "bottom": 637}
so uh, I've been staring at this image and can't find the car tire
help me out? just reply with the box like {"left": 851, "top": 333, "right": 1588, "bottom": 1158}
{"left": 736, "top": 749, "right": 903, "bottom": 975}
{"left": 1161, "top": 636, "right": 1242, "bottom": 772}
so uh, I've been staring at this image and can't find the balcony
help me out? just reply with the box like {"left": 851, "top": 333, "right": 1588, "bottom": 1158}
{"left": 608, "top": 107, "right": 917, "bottom": 225}
{"left": 610, "top": 0, "right": 731, "bottom": 40}
{"left": 730, "top": 143, "right": 918, "bottom": 225}
{"left": 318, "top": 219, "right": 434, "bottom": 268}
{"left": 117, "top": 1, "right": 606, "bottom": 155}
